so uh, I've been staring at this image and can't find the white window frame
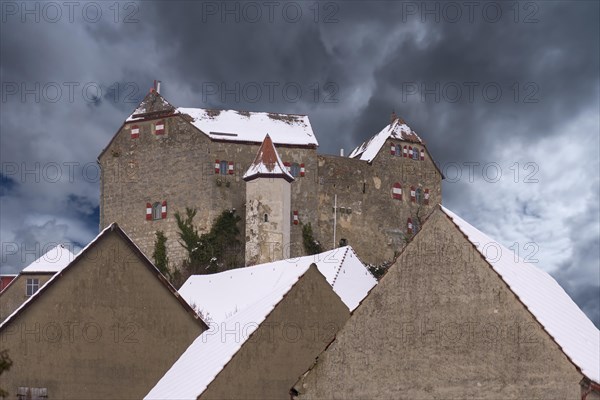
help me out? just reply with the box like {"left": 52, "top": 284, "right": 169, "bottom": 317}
{"left": 26, "top": 278, "right": 39, "bottom": 297}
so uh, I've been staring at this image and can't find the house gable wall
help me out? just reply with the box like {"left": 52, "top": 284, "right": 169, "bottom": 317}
{"left": 199, "top": 265, "right": 350, "bottom": 400}
{"left": 0, "top": 230, "right": 203, "bottom": 400}
{"left": 295, "top": 208, "right": 583, "bottom": 399}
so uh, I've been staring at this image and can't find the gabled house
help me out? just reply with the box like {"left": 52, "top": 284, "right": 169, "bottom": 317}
{"left": 0, "top": 244, "right": 73, "bottom": 322}
{"left": 145, "top": 246, "right": 377, "bottom": 400}
{"left": 0, "top": 224, "right": 206, "bottom": 400}
{"left": 292, "top": 206, "right": 600, "bottom": 399}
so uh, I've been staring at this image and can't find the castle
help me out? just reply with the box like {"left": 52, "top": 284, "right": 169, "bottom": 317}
{"left": 98, "top": 88, "right": 442, "bottom": 268}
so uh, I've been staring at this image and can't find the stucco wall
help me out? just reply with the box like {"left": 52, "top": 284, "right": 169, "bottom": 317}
{"left": 295, "top": 208, "right": 583, "bottom": 399}
{"left": 0, "top": 230, "right": 204, "bottom": 400}
{"left": 0, "top": 273, "right": 53, "bottom": 322}
{"left": 199, "top": 265, "right": 350, "bottom": 400}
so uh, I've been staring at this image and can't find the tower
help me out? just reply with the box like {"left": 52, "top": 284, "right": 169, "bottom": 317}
{"left": 243, "top": 134, "right": 294, "bottom": 266}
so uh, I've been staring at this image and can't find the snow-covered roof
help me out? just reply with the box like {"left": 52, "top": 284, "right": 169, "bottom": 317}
{"left": 349, "top": 116, "right": 423, "bottom": 162}
{"left": 146, "top": 246, "right": 376, "bottom": 400}
{"left": 176, "top": 107, "right": 318, "bottom": 147}
{"left": 21, "top": 244, "right": 74, "bottom": 273}
{"left": 243, "top": 134, "right": 294, "bottom": 182}
{"left": 442, "top": 206, "right": 600, "bottom": 384}
{"left": 125, "top": 90, "right": 176, "bottom": 122}
{"left": 179, "top": 246, "right": 375, "bottom": 323}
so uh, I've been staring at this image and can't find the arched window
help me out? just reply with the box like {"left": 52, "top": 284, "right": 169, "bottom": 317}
{"left": 264, "top": 213, "right": 269, "bottom": 222}
{"left": 413, "top": 147, "right": 420, "bottom": 160}
{"left": 152, "top": 202, "right": 162, "bottom": 220}
{"left": 219, "top": 160, "right": 228, "bottom": 175}
{"left": 290, "top": 163, "right": 301, "bottom": 177}
{"left": 415, "top": 188, "right": 423, "bottom": 204}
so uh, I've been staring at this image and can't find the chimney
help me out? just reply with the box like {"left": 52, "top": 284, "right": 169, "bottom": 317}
{"left": 156, "top": 80, "right": 161, "bottom": 94}
{"left": 340, "top": 148, "right": 344, "bottom": 157}
{"left": 390, "top": 111, "right": 398, "bottom": 124}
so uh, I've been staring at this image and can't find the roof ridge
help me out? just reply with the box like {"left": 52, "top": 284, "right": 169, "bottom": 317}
{"left": 330, "top": 247, "right": 349, "bottom": 288}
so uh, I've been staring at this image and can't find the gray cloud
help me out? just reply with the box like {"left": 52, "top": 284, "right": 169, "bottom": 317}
{"left": 0, "top": 1, "right": 598, "bottom": 327}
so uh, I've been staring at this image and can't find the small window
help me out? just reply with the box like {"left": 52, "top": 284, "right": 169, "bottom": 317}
{"left": 17, "top": 387, "right": 48, "bottom": 400}
{"left": 264, "top": 214, "right": 269, "bottom": 222}
{"left": 413, "top": 147, "right": 420, "bottom": 160}
{"left": 290, "top": 163, "right": 301, "bottom": 177}
{"left": 152, "top": 202, "right": 162, "bottom": 220}
{"left": 395, "top": 145, "right": 401, "bottom": 156}
{"left": 415, "top": 188, "right": 423, "bottom": 204}
{"left": 219, "top": 160, "right": 228, "bottom": 175}
{"left": 26, "top": 278, "right": 39, "bottom": 297}
{"left": 413, "top": 218, "right": 420, "bottom": 234}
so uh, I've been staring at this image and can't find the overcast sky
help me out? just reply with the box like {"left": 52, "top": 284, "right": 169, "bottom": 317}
{"left": 0, "top": 1, "right": 598, "bottom": 327}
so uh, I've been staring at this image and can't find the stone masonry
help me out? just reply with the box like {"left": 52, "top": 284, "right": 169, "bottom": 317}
{"left": 98, "top": 90, "right": 443, "bottom": 270}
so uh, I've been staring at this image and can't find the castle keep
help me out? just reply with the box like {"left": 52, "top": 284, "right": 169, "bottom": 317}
{"left": 98, "top": 89, "right": 443, "bottom": 267}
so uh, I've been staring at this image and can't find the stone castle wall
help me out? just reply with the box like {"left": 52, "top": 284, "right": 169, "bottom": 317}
{"left": 100, "top": 115, "right": 442, "bottom": 270}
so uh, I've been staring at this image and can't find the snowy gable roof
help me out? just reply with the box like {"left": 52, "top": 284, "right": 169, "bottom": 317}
{"left": 177, "top": 107, "right": 318, "bottom": 147}
{"left": 146, "top": 247, "right": 376, "bottom": 400}
{"left": 21, "top": 244, "right": 74, "bottom": 274}
{"left": 125, "top": 90, "right": 176, "bottom": 122}
{"left": 442, "top": 206, "right": 600, "bottom": 384}
{"left": 243, "top": 134, "right": 294, "bottom": 182}
{"left": 178, "top": 246, "right": 376, "bottom": 322}
{"left": 146, "top": 271, "right": 307, "bottom": 400}
{"left": 349, "top": 116, "right": 423, "bottom": 162}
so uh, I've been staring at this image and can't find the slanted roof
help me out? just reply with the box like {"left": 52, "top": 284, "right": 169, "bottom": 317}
{"left": 146, "top": 247, "right": 376, "bottom": 400}
{"left": 126, "top": 90, "right": 176, "bottom": 122}
{"left": 146, "top": 266, "right": 311, "bottom": 400}
{"left": 349, "top": 116, "right": 423, "bottom": 162}
{"left": 243, "top": 134, "right": 294, "bottom": 183}
{"left": 21, "top": 244, "right": 74, "bottom": 274}
{"left": 442, "top": 206, "right": 600, "bottom": 384}
{"left": 176, "top": 107, "right": 318, "bottom": 147}
{"left": 179, "top": 246, "right": 375, "bottom": 323}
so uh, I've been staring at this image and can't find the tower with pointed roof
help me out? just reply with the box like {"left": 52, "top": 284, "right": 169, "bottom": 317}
{"left": 243, "top": 134, "right": 294, "bottom": 265}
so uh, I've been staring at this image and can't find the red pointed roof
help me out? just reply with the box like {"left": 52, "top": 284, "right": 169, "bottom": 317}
{"left": 243, "top": 135, "right": 294, "bottom": 182}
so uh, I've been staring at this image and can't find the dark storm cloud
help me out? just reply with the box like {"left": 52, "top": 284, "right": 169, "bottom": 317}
{"left": 350, "top": 1, "right": 599, "bottom": 158}
{"left": 0, "top": 0, "right": 598, "bottom": 327}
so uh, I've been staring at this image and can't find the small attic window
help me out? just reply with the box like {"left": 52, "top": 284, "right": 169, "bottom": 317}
{"left": 264, "top": 214, "right": 269, "bottom": 222}
{"left": 26, "top": 278, "right": 39, "bottom": 297}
